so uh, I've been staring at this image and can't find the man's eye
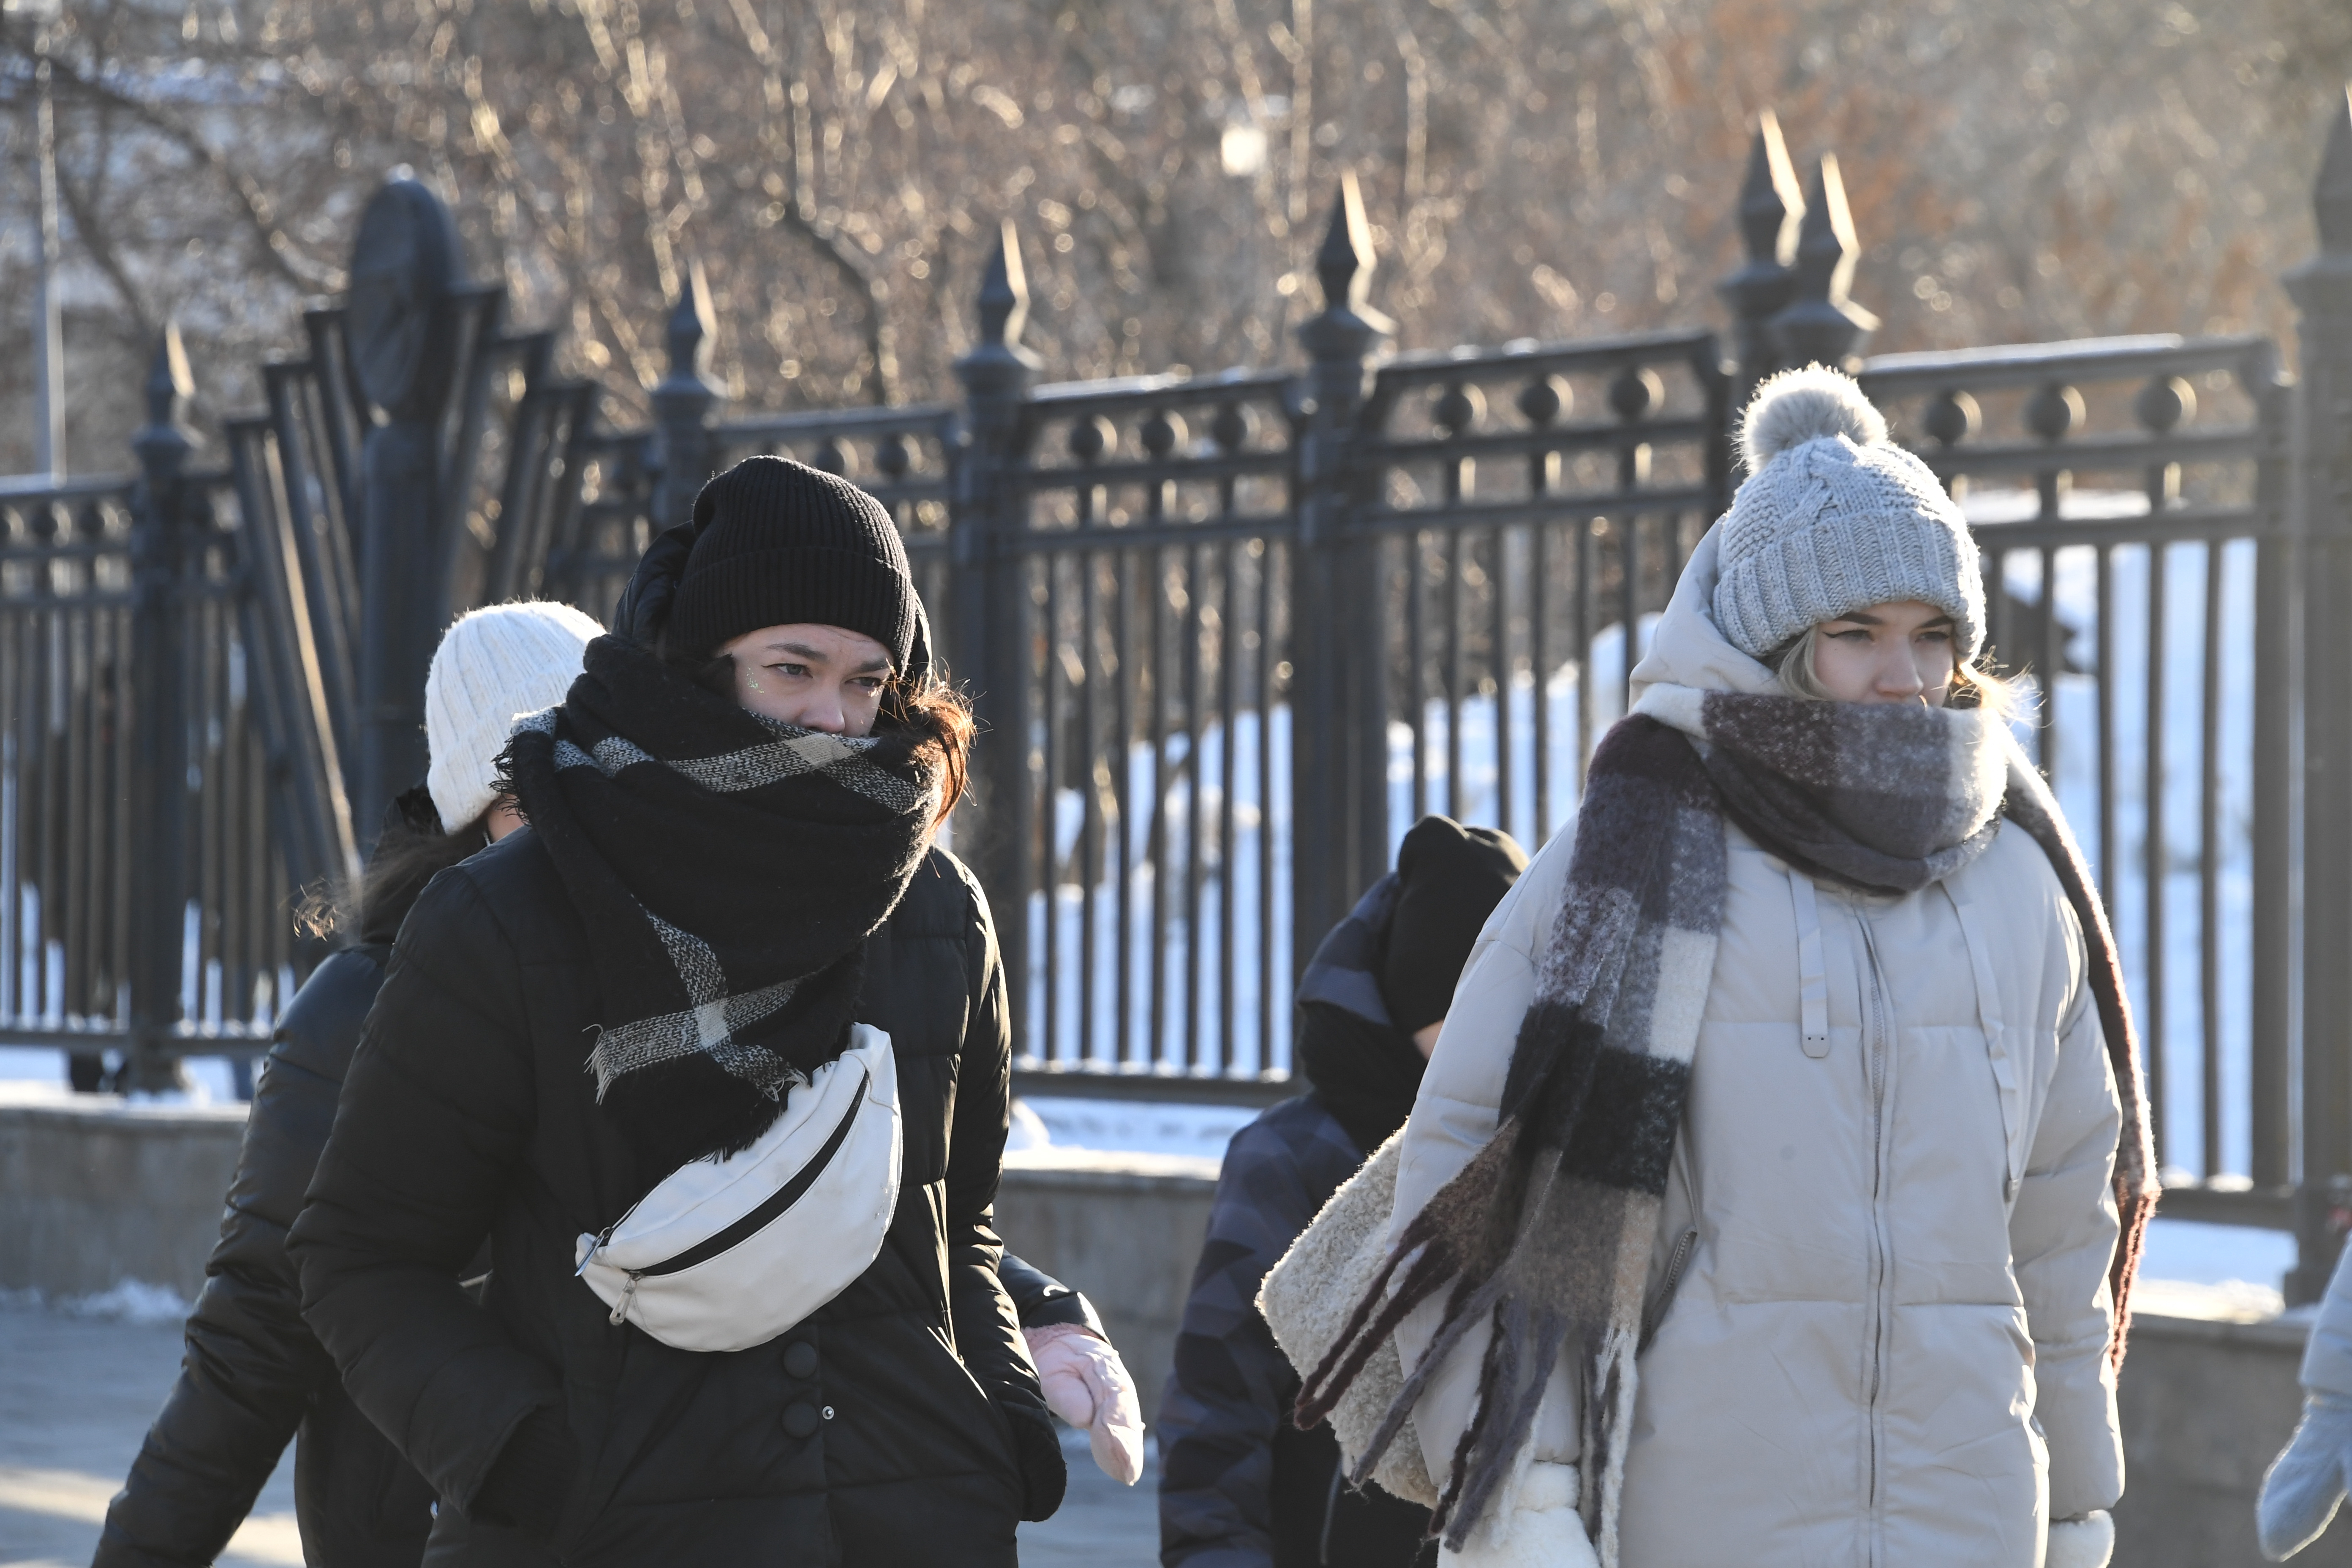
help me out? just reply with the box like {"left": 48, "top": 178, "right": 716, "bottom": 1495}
{"left": 852, "top": 677, "right": 885, "bottom": 694}
{"left": 1918, "top": 629, "right": 1952, "bottom": 643}
{"left": 768, "top": 663, "right": 808, "bottom": 678}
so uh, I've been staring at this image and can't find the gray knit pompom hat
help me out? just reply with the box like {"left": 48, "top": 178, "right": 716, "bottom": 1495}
{"left": 1712, "top": 365, "right": 1983, "bottom": 663}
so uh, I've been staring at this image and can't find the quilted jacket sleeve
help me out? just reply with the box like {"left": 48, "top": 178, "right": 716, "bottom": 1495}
{"left": 938, "top": 858, "right": 1066, "bottom": 1522}
{"left": 1001, "top": 1252, "right": 1102, "bottom": 1332}
{"left": 1157, "top": 1104, "right": 1355, "bottom": 1568}
{"left": 2010, "top": 944, "right": 2125, "bottom": 1522}
{"left": 93, "top": 952, "right": 381, "bottom": 1566}
{"left": 289, "top": 871, "right": 562, "bottom": 1514}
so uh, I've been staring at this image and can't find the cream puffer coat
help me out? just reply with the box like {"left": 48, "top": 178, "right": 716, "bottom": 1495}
{"left": 1386, "top": 531, "right": 2126, "bottom": 1567}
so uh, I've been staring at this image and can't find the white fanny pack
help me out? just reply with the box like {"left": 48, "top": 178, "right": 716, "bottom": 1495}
{"left": 574, "top": 1022, "right": 903, "bottom": 1353}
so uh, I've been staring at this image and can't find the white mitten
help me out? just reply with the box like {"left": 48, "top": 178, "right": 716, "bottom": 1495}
{"left": 2262, "top": 1392, "right": 2352, "bottom": 1559}
{"left": 1436, "top": 1463, "right": 1597, "bottom": 1568}
{"left": 1022, "top": 1323, "right": 1146, "bottom": 1485}
{"left": 2046, "top": 1510, "right": 2114, "bottom": 1568}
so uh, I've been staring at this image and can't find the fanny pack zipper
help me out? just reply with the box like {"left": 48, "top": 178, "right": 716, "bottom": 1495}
{"left": 576, "top": 1064, "right": 871, "bottom": 1297}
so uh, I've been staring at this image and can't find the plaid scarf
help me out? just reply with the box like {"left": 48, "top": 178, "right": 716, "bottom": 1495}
{"left": 504, "top": 634, "right": 938, "bottom": 1179}
{"left": 1294, "top": 687, "right": 2155, "bottom": 1561}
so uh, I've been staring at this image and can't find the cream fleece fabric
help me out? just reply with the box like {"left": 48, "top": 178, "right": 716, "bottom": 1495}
{"left": 1259, "top": 1129, "right": 1440, "bottom": 1509}
{"left": 1383, "top": 521, "right": 2125, "bottom": 1566}
{"left": 1438, "top": 1465, "right": 1596, "bottom": 1568}
{"left": 423, "top": 601, "right": 601, "bottom": 830}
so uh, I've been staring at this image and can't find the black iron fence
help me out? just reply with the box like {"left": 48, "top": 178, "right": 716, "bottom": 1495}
{"left": 6, "top": 99, "right": 2352, "bottom": 1286}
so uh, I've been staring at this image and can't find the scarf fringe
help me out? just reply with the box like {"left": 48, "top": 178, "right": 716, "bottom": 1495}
{"left": 1294, "top": 702, "right": 2155, "bottom": 1557}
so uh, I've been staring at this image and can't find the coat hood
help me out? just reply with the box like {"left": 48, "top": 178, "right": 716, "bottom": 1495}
{"left": 1626, "top": 521, "right": 1782, "bottom": 708}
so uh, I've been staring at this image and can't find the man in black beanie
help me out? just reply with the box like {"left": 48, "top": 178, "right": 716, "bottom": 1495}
{"left": 1158, "top": 816, "right": 1527, "bottom": 1568}
{"left": 292, "top": 454, "right": 1065, "bottom": 1566}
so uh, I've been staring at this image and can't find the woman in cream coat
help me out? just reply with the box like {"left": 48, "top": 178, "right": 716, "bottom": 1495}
{"left": 1371, "top": 371, "right": 2138, "bottom": 1568}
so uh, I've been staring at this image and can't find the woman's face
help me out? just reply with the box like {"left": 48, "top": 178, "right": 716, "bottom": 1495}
{"left": 718, "top": 622, "right": 893, "bottom": 735}
{"left": 1806, "top": 599, "right": 1957, "bottom": 707}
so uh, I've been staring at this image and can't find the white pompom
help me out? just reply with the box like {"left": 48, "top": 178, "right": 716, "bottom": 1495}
{"left": 1737, "top": 365, "right": 1888, "bottom": 472}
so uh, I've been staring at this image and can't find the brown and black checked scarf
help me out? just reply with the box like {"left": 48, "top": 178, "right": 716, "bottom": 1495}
{"left": 1293, "top": 686, "right": 2157, "bottom": 1563}
{"left": 502, "top": 634, "right": 940, "bottom": 1183}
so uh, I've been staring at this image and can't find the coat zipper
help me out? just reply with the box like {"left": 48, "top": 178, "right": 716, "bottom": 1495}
{"left": 1639, "top": 1225, "right": 1700, "bottom": 1352}
{"left": 1642, "top": 1127, "right": 1704, "bottom": 1352}
{"left": 1855, "top": 906, "right": 1894, "bottom": 1568}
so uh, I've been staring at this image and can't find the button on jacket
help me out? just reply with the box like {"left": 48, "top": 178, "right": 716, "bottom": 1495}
{"left": 1387, "top": 580, "right": 2124, "bottom": 1567}
{"left": 290, "top": 832, "right": 1062, "bottom": 1566}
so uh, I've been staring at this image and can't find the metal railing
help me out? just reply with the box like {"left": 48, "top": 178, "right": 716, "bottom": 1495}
{"left": 1860, "top": 336, "right": 2294, "bottom": 1239}
{"left": 6, "top": 94, "right": 2352, "bottom": 1290}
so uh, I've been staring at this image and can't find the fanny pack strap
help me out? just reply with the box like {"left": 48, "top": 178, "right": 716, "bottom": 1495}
{"left": 855, "top": 922, "right": 896, "bottom": 1030}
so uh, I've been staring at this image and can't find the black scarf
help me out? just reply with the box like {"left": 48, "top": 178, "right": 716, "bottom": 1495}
{"left": 503, "top": 635, "right": 939, "bottom": 1176}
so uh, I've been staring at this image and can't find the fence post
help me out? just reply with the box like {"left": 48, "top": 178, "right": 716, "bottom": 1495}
{"left": 2245, "top": 338, "right": 2296, "bottom": 1203}
{"left": 1715, "top": 109, "right": 1804, "bottom": 401}
{"left": 1767, "top": 153, "right": 1879, "bottom": 373}
{"left": 1291, "top": 174, "right": 1392, "bottom": 980}
{"left": 126, "top": 327, "right": 196, "bottom": 1094}
{"left": 2286, "top": 85, "right": 2352, "bottom": 1304}
{"left": 651, "top": 258, "right": 720, "bottom": 537}
{"left": 950, "top": 223, "right": 1040, "bottom": 1056}
{"left": 347, "top": 176, "right": 464, "bottom": 839}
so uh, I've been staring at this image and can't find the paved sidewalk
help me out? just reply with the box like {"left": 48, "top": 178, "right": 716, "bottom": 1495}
{"left": 0, "top": 1298, "right": 1154, "bottom": 1566}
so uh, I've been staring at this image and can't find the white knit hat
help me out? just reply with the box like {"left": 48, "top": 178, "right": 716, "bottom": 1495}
{"left": 423, "top": 601, "right": 602, "bottom": 831}
{"left": 1711, "top": 366, "right": 1983, "bottom": 663}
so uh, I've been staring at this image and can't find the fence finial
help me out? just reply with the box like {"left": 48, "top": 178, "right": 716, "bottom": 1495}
{"left": 2318, "top": 82, "right": 2352, "bottom": 257}
{"left": 1741, "top": 109, "right": 1804, "bottom": 268}
{"left": 976, "top": 220, "right": 1030, "bottom": 353}
{"left": 662, "top": 256, "right": 716, "bottom": 387}
{"left": 1767, "top": 153, "right": 1879, "bottom": 371}
{"left": 1718, "top": 109, "right": 1806, "bottom": 389}
{"left": 1316, "top": 172, "right": 1376, "bottom": 314}
{"left": 145, "top": 322, "right": 193, "bottom": 428}
{"left": 650, "top": 257, "right": 719, "bottom": 533}
{"left": 133, "top": 322, "right": 193, "bottom": 474}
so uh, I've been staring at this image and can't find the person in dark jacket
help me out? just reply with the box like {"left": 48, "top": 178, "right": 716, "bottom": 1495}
{"left": 289, "top": 457, "right": 1063, "bottom": 1565}
{"left": 94, "top": 602, "right": 603, "bottom": 1568}
{"left": 1159, "top": 816, "right": 1526, "bottom": 1568}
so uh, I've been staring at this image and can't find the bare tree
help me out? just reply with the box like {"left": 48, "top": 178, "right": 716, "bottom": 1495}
{"left": 1, "top": 0, "right": 2346, "bottom": 474}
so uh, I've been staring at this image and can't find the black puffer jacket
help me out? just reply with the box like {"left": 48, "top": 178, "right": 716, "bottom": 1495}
{"left": 289, "top": 828, "right": 1062, "bottom": 1565}
{"left": 93, "top": 944, "right": 436, "bottom": 1568}
{"left": 93, "top": 791, "right": 469, "bottom": 1568}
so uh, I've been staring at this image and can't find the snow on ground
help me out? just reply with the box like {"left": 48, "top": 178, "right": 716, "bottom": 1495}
{"left": 0, "top": 484, "right": 2297, "bottom": 1297}
{"left": 1018, "top": 1095, "right": 1264, "bottom": 1163}
{"left": 2139, "top": 1217, "right": 2296, "bottom": 1294}
{"left": 0, "top": 1044, "right": 249, "bottom": 1102}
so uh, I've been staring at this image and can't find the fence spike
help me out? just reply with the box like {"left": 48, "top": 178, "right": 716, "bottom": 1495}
{"left": 1315, "top": 172, "right": 1375, "bottom": 313}
{"left": 1740, "top": 109, "right": 1804, "bottom": 269}
{"left": 1792, "top": 154, "right": 1858, "bottom": 310}
{"left": 1718, "top": 110, "right": 1807, "bottom": 389}
{"left": 144, "top": 321, "right": 193, "bottom": 430}
{"left": 134, "top": 323, "right": 193, "bottom": 473}
{"left": 664, "top": 256, "right": 715, "bottom": 384}
{"left": 1766, "top": 153, "right": 1880, "bottom": 371}
{"left": 975, "top": 219, "right": 1029, "bottom": 351}
{"left": 2318, "top": 82, "right": 2352, "bottom": 257}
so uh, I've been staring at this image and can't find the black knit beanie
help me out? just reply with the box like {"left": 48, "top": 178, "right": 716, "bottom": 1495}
{"left": 1379, "top": 815, "right": 1528, "bottom": 1033}
{"left": 664, "top": 455, "right": 920, "bottom": 672}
